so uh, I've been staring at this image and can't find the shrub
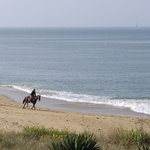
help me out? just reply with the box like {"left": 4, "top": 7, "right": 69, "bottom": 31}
{"left": 124, "top": 129, "right": 150, "bottom": 146}
{"left": 48, "top": 133, "right": 100, "bottom": 150}
{"left": 138, "top": 145, "right": 150, "bottom": 150}
{"left": 21, "top": 126, "right": 76, "bottom": 140}
{"left": 103, "top": 128, "right": 150, "bottom": 150}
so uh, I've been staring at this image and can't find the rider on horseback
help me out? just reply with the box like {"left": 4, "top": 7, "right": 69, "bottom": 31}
{"left": 30, "top": 89, "right": 36, "bottom": 99}
{"left": 28, "top": 89, "right": 36, "bottom": 101}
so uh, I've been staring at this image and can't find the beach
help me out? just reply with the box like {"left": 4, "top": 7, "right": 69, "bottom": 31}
{"left": 0, "top": 94, "right": 150, "bottom": 136}
{"left": 1, "top": 28, "right": 150, "bottom": 117}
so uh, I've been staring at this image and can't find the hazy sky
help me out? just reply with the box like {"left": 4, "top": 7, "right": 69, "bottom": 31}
{"left": 0, "top": 0, "right": 150, "bottom": 27}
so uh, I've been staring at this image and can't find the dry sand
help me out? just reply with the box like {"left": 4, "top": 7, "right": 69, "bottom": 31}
{"left": 0, "top": 94, "right": 150, "bottom": 135}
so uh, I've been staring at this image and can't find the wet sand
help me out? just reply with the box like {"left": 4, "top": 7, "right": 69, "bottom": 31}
{"left": 0, "top": 94, "right": 150, "bottom": 135}
{"left": 0, "top": 86, "right": 149, "bottom": 118}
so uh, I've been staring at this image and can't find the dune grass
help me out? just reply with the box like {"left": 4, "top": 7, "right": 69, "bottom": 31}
{"left": 0, "top": 126, "right": 149, "bottom": 150}
{"left": 99, "top": 128, "right": 150, "bottom": 150}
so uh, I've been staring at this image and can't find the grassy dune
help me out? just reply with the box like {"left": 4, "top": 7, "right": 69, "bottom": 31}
{"left": 0, "top": 126, "right": 149, "bottom": 150}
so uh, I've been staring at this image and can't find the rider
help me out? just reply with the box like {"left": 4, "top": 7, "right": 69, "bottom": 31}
{"left": 30, "top": 89, "right": 36, "bottom": 99}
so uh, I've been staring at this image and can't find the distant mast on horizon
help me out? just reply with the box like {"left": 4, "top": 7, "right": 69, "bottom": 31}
{"left": 136, "top": 23, "right": 138, "bottom": 28}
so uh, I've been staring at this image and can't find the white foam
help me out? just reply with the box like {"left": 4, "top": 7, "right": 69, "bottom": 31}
{"left": 37, "top": 89, "right": 150, "bottom": 114}
{"left": 1, "top": 84, "right": 32, "bottom": 94}
{"left": 2, "top": 84, "right": 150, "bottom": 115}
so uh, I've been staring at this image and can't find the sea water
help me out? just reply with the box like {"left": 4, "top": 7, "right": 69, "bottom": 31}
{"left": 0, "top": 27, "right": 150, "bottom": 114}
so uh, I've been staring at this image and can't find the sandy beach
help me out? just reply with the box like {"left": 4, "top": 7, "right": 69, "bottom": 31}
{"left": 0, "top": 94, "right": 150, "bottom": 136}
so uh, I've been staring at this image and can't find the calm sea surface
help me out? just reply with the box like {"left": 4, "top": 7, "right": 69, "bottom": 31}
{"left": 0, "top": 27, "right": 150, "bottom": 114}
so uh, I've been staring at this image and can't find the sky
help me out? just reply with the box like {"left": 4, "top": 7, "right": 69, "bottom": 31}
{"left": 0, "top": 0, "right": 150, "bottom": 27}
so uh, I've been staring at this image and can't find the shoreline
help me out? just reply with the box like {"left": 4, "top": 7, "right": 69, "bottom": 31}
{"left": 0, "top": 94, "right": 150, "bottom": 135}
{"left": 0, "top": 86, "right": 150, "bottom": 118}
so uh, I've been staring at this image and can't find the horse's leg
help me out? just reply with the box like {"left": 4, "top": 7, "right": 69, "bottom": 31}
{"left": 31, "top": 103, "right": 34, "bottom": 109}
{"left": 23, "top": 102, "right": 26, "bottom": 109}
{"left": 31, "top": 102, "right": 36, "bottom": 110}
{"left": 23, "top": 97, "right": 26, "bottom": 108}
{"left": 32, "top": 103, "right": 36, "bottom": 110}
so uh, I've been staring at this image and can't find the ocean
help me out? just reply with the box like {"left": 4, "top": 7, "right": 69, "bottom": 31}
{"left": 0, "top": 27, "right": 150, "bottom": 115}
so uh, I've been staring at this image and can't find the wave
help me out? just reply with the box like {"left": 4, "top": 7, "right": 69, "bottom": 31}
{"left": 1, "top": 84, "right": 150, "bottom": 115}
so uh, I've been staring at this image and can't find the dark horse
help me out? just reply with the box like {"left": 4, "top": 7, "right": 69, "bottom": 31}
{"left": 23, "top": 95, "right": 41, "bottom": 110}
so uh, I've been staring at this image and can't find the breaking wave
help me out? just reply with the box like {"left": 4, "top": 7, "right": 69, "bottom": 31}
{"left": 2, "top": 84, "right": 150, "bottom": 115}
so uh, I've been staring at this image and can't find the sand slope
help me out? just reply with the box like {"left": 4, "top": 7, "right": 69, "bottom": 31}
{"left": 0, "top": 95, "right": 149, "bottom": 135}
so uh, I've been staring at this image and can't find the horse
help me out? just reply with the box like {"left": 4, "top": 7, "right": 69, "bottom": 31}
{"left": 23, "top": 95, "right": 41, "bottom": 110}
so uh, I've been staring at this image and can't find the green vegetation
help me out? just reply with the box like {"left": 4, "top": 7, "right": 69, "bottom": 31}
{"left": 101, "top": 128, "right": 150, "bottom": 150}
{"left": 138, "top": 145, "right": 150, "bottom": 150}
{"left": 21, "top": 126, "right": 75, "bottom": 140}
{"left": 0, "top": 126, "right": 149, "bottom": 150}
{"left": 48, "top": 133, "right": 100, "bottom": 150}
